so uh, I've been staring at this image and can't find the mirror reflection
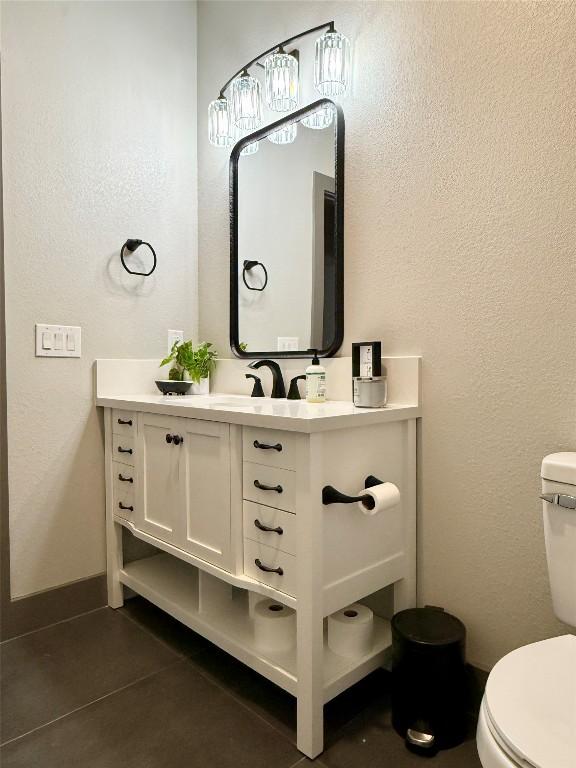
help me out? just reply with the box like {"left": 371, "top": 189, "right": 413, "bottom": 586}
{"left": 232, "top": 101, "right": 342, "bottom": 357}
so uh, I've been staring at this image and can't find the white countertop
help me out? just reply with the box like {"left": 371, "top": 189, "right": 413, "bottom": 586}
{"left": 96, "top": 392, "right": 421, "bottom": 433}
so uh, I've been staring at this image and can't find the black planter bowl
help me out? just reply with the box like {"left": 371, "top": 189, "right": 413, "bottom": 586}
{"left": 155, "top": 380, "right": 193, "bottom": 396}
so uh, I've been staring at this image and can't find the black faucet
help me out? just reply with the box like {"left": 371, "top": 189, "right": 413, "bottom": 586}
{"left": 248, "top": 360, "right": 286, "bottom": 399}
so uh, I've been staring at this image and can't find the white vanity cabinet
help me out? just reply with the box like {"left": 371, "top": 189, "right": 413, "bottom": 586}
{"left": 136, "top": 412, "right": 231, "bottom": 570}
{"left": 98, "top": 357, "right": 421, "bottom": 760}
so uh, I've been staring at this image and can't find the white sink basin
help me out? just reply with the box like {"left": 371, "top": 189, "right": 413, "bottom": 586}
{"left": 203, "top": 395, "right": 266, "bottom": 407}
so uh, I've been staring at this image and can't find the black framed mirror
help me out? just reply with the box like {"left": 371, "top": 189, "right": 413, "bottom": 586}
{"left": 230, "top": 99, "right": 344, "bottom": 359}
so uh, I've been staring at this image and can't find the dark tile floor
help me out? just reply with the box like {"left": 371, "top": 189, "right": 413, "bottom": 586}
{"left": 1, "top": 598, "right": 482, "bottom": 768}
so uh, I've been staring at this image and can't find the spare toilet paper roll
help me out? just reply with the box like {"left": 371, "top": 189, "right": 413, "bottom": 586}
{"left": 254, "top": 599, "right": 296, "bottom": 654}
{"left": 357, "top": 481, "right": 400, "bottom": 516}
{"left": 328, "top": 603, "right": 374, "bottom": 658}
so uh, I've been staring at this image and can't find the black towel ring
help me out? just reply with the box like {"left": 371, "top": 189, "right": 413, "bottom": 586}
{"left": 120, "top": 239, "right": 157, "bottom": 277}
{"left": 242, "top": 260, "right": 268, "bottom": 292}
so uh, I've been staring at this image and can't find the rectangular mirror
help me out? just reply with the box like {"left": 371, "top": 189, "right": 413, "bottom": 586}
{"left": 230, "top": 99, "right": 344, "bottom": 358}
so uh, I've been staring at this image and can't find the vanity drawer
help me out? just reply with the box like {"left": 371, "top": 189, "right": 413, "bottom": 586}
{"left": 243, "top": 462, "right": 295, "bottom": 512}
{"left": 243, "top": 427, "right": 295, "bottom": 470}
{"left": 112, "top": 409, "right": 136, "bottom": 437}
{"left": 113, "top": 434, "right": 135, "bottom": 466}
{"left": 243, "top": 539, "right": 296, "bottom": 597}
{"left": 113, "top": 462, "right": 135, "bottom": 520}
{"left": 243, "top": 501, "right": 296, "bottom": 556}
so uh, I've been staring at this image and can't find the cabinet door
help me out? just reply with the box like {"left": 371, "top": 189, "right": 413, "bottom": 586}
{"left": 135, "top": 413, "right": 182, "bottom": 545}
{"left": 177, "top": 417, "right": 232, "bottom": 571}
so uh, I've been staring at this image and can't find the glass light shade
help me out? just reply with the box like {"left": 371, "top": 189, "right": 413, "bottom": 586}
{"left": 208, "top": 97, "right": 233, "bottom": 147}
{"left": 233, "top": 125, "right": 259, "bottom": 156}
{"left": 301, "top": 105, "right": 334, "bottom": 130}
{"left": 264, "top": 51, "right": 298, "bottom": 112}
{"left": 314, "top": 30, "right": 350, "bottom": 98}
{"left": 231, "top": 73, "right": 262, "bottom": 131}
{"left": 241, "top": 140, "right": 259, "bottom": 156}
{"left": 267, "top": 122, "right": 297, "bottom": 145}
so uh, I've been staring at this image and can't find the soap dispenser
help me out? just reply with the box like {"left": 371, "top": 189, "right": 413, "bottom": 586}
{"left": 305, "top": 350, "right": 326, "bottom": 403}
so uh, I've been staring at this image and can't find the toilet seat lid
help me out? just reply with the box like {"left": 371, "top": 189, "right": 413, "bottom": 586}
{"left": 485, "top": 635, "right": 576, "bottom": 768}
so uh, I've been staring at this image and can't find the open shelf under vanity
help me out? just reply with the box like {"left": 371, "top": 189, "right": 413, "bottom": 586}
{"left": 120, "top": 552, "right": 392, "bottom": 703}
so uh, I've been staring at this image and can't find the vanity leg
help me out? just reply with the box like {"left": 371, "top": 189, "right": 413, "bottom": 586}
{"left": 106, "top": 520, "right": 124, "bottom": 608}
{"left": 394, "top": 418, "right": 417, "bottom": 612}
{"left": 104, "top": 409, "right": 124, "bottom": 608}
{"left": 296, "top": 432, "right": 324, "bottom": 758}
{"left": 296, "top": 610, "right": 324, "bottom": 758}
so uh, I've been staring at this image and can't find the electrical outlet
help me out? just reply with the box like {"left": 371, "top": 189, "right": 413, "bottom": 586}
{"left": 277, "top": 337, "right": 299, "bottom": 352}
{"left": 167, "top": 329, "right": 184, "bottom": 352}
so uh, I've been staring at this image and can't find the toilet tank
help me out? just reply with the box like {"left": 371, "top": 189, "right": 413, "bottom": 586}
{"left": 541, "top": 452, "right": 576, "bottom": 627}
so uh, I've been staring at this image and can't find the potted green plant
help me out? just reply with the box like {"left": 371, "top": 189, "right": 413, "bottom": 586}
{"left": 159, "top": 340, "right": 217, "bottom": 395}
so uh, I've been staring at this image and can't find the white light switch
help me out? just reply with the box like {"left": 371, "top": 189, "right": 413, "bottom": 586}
{"left": 35, "top": 325, "right": 81, "bottom": 358}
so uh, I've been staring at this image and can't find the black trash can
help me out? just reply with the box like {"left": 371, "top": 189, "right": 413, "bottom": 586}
{"left": 391, "top": 607, "right": 468, "bottom": 755}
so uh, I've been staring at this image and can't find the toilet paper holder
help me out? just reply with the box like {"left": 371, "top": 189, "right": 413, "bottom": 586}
{"left": 322, "top": 475, "right": 383, "bottom": 510}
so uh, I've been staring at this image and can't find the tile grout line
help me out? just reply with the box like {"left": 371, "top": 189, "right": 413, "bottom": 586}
{"left": 0, "top": 659, "right": 184, "bottom": 749}
{"left": 0, "top": 605, "right": 108, "bottom": 645}
{"left": 182, "top": 650, "right": 301, "bottom": 749}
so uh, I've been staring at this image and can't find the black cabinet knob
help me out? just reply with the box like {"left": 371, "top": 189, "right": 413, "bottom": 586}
{"left": 166, "top": 434, "right": 173, "bottom": 444}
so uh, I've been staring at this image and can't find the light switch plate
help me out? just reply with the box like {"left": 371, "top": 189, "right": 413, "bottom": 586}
{"left": 167, "top": 329, "right": 184, "bottom": 353}
{"left": 35, "top": 324, "right": 81, "bottom": 357}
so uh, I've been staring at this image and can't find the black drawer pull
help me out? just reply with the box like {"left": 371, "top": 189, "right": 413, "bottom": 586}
{"left": 254, "top": 519, "right": 283, "bottom": 535}
{"left": 254, "top": 480, "right": 283, "bottom": 493}
{"left": 118, "top": 503, "right": 133, "bottom": 512}
{"left": 254, "top": 558, "right": 283, "bottom": 576}
{"left": 117, "top": 446, "right": 133, "bottom": 454}
{"left": 253, "top": 440, "right": 282, "bottom": 452}
{"left": 117, "top": 418, "right": 133, "bottom": 426}
{"left": 118, "top": 474, "right": 133, "bottom": 483}
{"left": 173, "top": 435, "right": 183, "bottom": 446}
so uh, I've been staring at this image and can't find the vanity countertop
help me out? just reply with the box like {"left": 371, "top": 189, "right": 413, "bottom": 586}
{"left": 96, "top": 392, "right": 421, "bottom": 433}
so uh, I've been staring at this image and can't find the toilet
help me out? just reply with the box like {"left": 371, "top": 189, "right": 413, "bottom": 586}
{"left": 476, "top": 452, "right": 576, "bottom": 768}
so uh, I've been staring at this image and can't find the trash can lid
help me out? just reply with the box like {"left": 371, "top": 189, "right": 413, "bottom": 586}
{"left": 392, "top": 607, "right": 465, "bottom": 646}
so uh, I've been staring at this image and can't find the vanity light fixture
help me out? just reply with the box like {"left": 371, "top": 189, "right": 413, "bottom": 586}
{"left": 264, "top": 48, "right": 298, "bottom": 112}
{"left": 301, "top": 104, "right": 334, "bottom": 130}
{"left": 208, "top": 21, "right": 350, "bottom": 150}
{"left": 314, "top": 29, "right": 350, "bottom": 97}
{"left": 231, "top": 71, "right": 262, "bottom": 131}
{"left": 234, "top": 125, "right": 259, "bottom": 155}
{"left": 267, "top": 122, "right": 297, "bottom": 145}
{"left": 208, "top": 96, "right": 233, "bottom": 147}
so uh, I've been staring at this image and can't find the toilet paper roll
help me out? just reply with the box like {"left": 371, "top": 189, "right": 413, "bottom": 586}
{"left": 328, "top": 603, "right": 374, "bottom": 658}
{"left": 254, "top": 599, "right": 296, "bottom": 654}
{"left": 357, "top": 481, "right": 400, "bottom": 516}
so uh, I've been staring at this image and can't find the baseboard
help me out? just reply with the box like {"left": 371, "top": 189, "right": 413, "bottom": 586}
{"left": 1, "top": 573, "right": 107, "bottom": 641}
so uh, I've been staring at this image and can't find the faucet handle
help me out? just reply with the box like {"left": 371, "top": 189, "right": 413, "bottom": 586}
{"left": 245, "top": 374, "right": 265, "bottom": 398}
{"left": 287, "top": 375, "right": 306, "bottom": 401}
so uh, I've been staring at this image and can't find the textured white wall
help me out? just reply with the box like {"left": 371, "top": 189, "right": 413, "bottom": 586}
{"left": 198, "top": 1, "right": 576, "bottom": 668}
{"left": 2, "top": 1, "right": 198, "bottom": 598}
